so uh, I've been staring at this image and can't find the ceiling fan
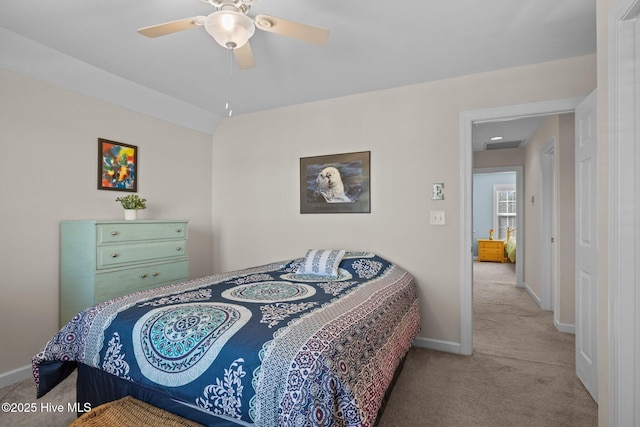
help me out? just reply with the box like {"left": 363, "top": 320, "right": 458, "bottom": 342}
{"left": 137, "top": 0, "right": 329, "bottom": 70}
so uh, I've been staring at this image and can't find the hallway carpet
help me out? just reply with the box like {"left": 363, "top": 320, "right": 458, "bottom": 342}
{"left": 377, "top": 261, "right": 596, "bottom": 426}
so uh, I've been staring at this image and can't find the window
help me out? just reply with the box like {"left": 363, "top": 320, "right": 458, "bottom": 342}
{"left": 494, "top": 184, "right": 516, "bottom": 239}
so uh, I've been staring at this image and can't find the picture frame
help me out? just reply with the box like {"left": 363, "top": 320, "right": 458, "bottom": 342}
{"left": 98, "top": 138, "right": 138, "bottom": 192}
{"left": 300, "top": 151, "right": 370, "bottom": 214}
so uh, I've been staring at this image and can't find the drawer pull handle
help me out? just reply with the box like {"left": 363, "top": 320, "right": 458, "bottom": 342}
{"left": 111, "top": 231, "right": 119, "bottom": 236}
{"left": 152, "top": 272, "right": 159, "bottom": 277}
{"left": 176, "top": 229, "right": 182, "bottom": 233}
{"left": 141, "top": 274, "right": 148, "bottom": 279}
{"left": 111, "top": 253, "right": 119, "bottom": 258}
{"left": 176, "top": 247, "right": 182, "bottom": 251}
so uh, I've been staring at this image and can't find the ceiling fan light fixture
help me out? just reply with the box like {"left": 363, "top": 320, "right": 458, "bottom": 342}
{"left": 205, "top": 10, "right": 255, "bottom": 48}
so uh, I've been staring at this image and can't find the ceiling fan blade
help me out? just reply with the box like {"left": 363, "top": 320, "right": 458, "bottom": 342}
{"left": 138, "top": 16, "right": 206, "bottom": 38}
{"left": 254, "top": 14, "right": 329, "bottom": 45}
{"left": 233, "top": 42, "right": 256, "bottom": 70}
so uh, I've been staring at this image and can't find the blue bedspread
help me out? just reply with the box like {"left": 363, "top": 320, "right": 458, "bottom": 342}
{"left": 33, "top": 252, "right": 420, "bottom": 426}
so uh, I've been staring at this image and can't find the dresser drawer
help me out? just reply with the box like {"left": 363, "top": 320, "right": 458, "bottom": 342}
{"left": 97, "top": 222, "right": 187, "bottom": 244}
{"left": 97, "top": 240, "right": 187, "bottom": 269}
{"left": 95, "top": 261, "right": 188, "bottom": 302}
{"left": 479, "top": 252, "right": 504, "bottom": 262}
{"left": 479, "top": 241, "right": 502, "bottom": 250}
{"left": 480, "top": 247, "right": 504, "bottom": 256}
{"left": 61, "top": 219, "right": 190, "bottom": 326}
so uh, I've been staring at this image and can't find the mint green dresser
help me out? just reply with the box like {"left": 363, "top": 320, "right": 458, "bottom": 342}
{"left": 60, "top": 220, "right": 189, "bottom": 326}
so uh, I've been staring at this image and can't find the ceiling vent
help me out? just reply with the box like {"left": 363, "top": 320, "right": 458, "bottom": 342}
{"left": 484, "top": 140, "right": 523, "bottom": 150}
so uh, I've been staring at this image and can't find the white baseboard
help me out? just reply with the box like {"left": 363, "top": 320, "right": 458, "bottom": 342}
{"left": 412, "top": 336, "right": 462, "bottom": 354}
{"left": 522, "top": 281, "right": 543, "bottom": 308}
{"left": 522, "top": 282, "right": 575, "bottom": 334}
{"left": 554, "top": 320, "right": 576, "bottom": 334}
{"left": 0, "top": 364, "right": 32, "bottom": 389}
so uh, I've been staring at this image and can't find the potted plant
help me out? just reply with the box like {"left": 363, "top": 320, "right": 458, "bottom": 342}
{"left": 116, "top": 194, "right": 147, "bottom": 220}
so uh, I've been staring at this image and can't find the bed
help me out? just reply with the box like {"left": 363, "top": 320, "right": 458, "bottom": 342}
{"left": 505, "top": 228, "right": 516, "bottom": 263}
{"left": 33, "top": 251, "right": 420, "bottom": 426}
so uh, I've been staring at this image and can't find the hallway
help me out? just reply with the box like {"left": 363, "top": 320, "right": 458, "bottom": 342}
{"left": 473, "top": 261, "right": 574, "bottom": 367}
{"left": 377, "top": 261, "right": 597, "bottom": 426}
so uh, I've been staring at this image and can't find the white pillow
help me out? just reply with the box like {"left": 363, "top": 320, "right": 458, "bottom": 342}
{"left": 297, "top": 249, "right": 346, "bottom": 278}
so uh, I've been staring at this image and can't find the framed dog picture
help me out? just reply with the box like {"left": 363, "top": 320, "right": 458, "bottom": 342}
{"left": 300, "top": 151, "right": 370, "bottom": 214}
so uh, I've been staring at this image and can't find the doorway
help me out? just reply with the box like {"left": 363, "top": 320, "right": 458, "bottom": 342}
{"left": 459, "top": 97, "right": 584, "bottom": 355}
{"left": 472, "top": 168, "right": 523, "bottom": 286}
{"left": 461, "top": 95, "right": 599, "bottom": 403}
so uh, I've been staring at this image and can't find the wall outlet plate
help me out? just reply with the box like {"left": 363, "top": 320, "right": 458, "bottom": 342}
{"left": 430, "top": 210, "right": 445, "bottom": 225}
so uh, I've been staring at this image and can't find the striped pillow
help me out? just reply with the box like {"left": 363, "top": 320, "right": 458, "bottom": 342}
{"left": 297, "top": 249, "right": 346, "bottom": 277}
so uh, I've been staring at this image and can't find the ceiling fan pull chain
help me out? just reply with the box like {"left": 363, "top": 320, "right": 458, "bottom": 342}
{"left": 225, "top": 46, "right": 233, "bottom": 117}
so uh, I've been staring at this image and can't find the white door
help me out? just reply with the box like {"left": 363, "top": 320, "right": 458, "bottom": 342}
{"left": 575, "top": 89, "right": 598, "bottom": 402}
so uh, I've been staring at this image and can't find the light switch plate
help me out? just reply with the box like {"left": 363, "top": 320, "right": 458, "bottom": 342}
{"left": 430, "top": 211, "right": 445, "bottom": 225}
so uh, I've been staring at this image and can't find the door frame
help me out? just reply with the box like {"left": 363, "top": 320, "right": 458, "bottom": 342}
{"left": 540, "top": 139, "right": 557, "bottom": 313}
{"left": 609, "top": 0, "right": 640, "bottom": 424}
{"left": 460, "top": 97, "right": 584, "bottom": 355}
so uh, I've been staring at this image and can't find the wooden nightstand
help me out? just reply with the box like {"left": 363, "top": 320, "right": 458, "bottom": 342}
{"left": 477, "top": 239, "right": 505, "bottom": 263}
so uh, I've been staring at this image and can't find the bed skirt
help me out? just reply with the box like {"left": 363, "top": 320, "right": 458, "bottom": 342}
{"left": 76, "top": 363, "right": 228, "bottom": 426}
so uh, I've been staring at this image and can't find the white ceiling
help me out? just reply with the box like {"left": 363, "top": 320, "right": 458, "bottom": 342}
{"left": 0, "top": 0, "right": 595, "bottom": 128}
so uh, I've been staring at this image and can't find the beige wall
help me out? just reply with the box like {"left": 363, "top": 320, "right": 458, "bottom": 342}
{"left": 556, "top": 114, "right": 576, "bottom": 328}
{"left": 211, "top": 55, "right": 596, "bottom": 348}
{"left": 522, "top": 114, "right": 575, "bottom": 325}
{"left": 473, "top": 147, "right": 525, "bottom": 168}
{"left": 0, "top": 69, "right": 214, "bottom": 377}
{"left": 523, "top": 116, "right": 557, "bottom": 301}
{"left": 522, "top": 117, "right": 553, "bottom": 300}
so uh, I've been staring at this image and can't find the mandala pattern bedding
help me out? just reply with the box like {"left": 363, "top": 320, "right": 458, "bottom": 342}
{"left": 33, "top": 252, "right": 420, "bottom": 426}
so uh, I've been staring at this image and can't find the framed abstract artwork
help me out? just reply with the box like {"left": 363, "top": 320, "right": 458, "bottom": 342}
{"left": 98, "top": 138, "right": 138, "bottom": 192}
{"left": 300, "top": 151, "right": 370, "bottom": 214}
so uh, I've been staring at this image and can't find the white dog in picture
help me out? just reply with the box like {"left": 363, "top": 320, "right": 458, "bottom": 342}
{"left": 315, "top": 166, "right": 353, "bottom": 203}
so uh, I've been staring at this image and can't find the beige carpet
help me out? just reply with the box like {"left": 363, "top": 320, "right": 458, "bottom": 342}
{"left": 377, "top": 261, "right": 596, "bottom": 426}
{"left": 1, "top": 261, "right": 597, "bottom": 426}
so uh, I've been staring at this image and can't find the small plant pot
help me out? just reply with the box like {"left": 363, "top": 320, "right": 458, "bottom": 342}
{"left": 124, "top": 209, "right": 138, "bottom": 220}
